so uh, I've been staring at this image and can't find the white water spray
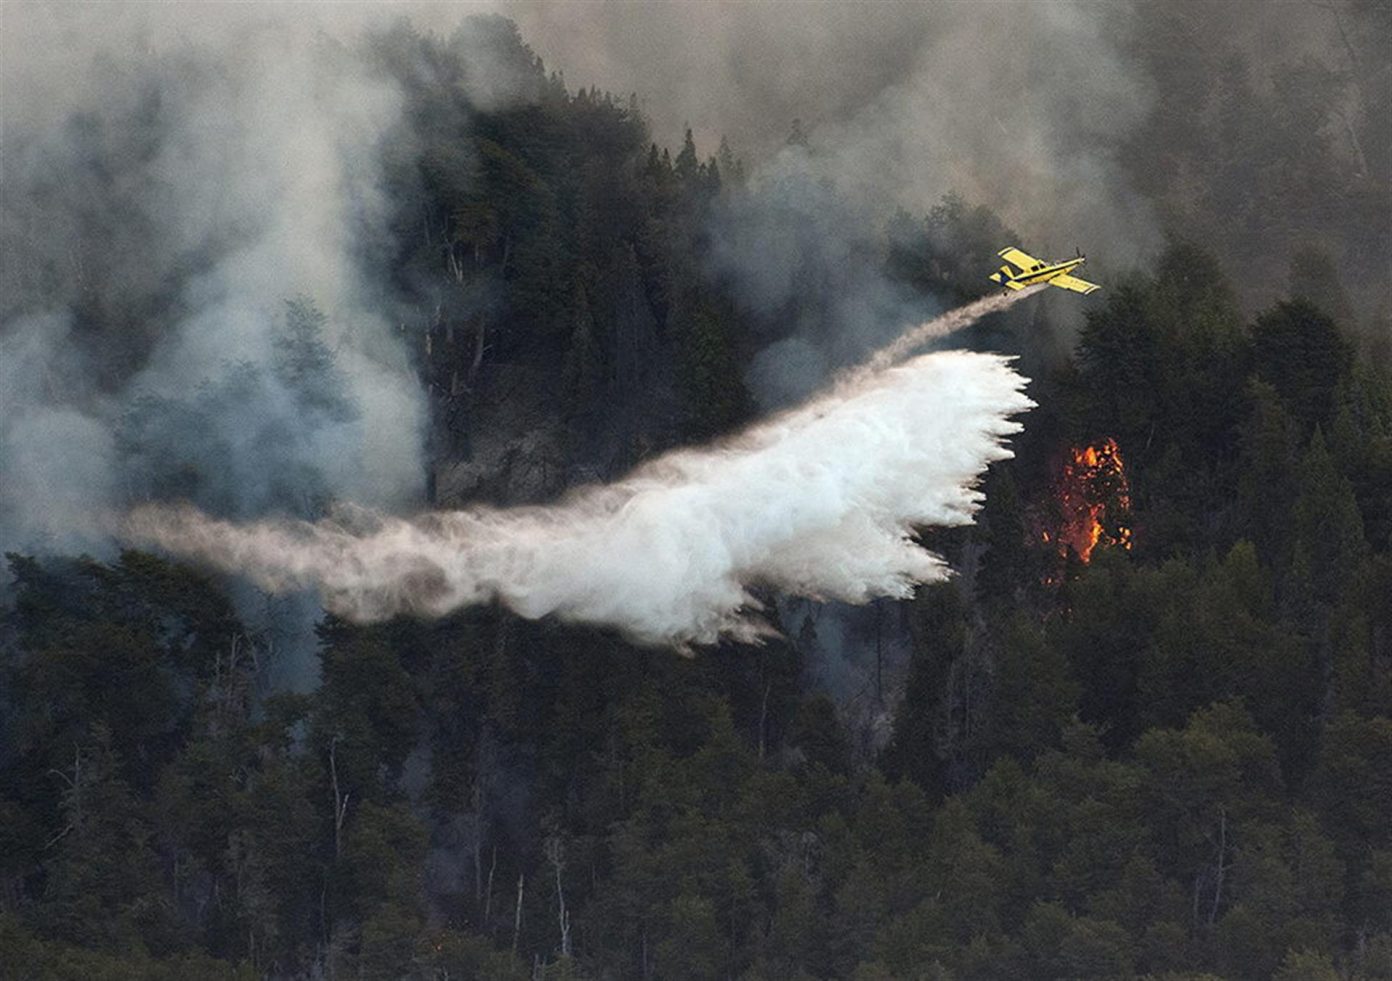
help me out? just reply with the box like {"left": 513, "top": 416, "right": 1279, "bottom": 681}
{"left": 125, "top": 288, "right": 1041, "bottom": 646}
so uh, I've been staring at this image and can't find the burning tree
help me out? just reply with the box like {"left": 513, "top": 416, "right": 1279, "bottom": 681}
{"left": 1041, "top": 437, "right": 1133, "bottom": 566}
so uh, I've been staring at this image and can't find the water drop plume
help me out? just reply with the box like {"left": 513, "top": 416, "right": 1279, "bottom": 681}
{"left": 124, "top": 288, "right": 1041, "bottom": 646}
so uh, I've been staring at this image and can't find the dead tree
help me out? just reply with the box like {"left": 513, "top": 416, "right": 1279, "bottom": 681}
{"left": 512, "top": 872, "right": 525, "bottom": 956}
{"left": 544, "top": 833, "right": 572, "bottom": 958}
{"left": 329, "top": 736, "right": 350, "bottom": 859}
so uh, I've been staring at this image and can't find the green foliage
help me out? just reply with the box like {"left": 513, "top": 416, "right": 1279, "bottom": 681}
{"left": 676, "top": 303, "right": 751, "bottom": 440}
{"left": 1273, "top": 948, "right": 1340, "bottom": 981}
{"left": 887, "top": 194, "right": 1020, "bottom": 304}
{"left": 5, "top": 15, "right": 1390, "bottom": 981}
{"left": 1252, "top": 299, "right": 1354, "bottom": 431}
{"left": 1313, "top": 712, "right": 1392, "bottom": 855}
{"left": 275, "top": 297, "right": 357, "bottom": 423}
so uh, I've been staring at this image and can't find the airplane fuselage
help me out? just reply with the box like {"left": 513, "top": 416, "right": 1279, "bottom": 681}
{"left": 989, "top": 245, "right": 1102, "bottom": 295}
{"left": 999, "top": 256, "right": 1085, "bottom": 288}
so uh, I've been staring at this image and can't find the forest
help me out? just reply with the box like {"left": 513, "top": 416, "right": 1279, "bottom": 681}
{"left": 2, "top": 6, "right": 1390, "bottom": 980}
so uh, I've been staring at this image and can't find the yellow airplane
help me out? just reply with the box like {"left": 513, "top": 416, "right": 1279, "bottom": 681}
{"left": 988, "top": 246, "right": 1101, "bottom": 295}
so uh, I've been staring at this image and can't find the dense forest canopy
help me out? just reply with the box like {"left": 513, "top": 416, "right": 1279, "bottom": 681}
{"left": 1, "top": 3, "right": 1390, "bottom": 979}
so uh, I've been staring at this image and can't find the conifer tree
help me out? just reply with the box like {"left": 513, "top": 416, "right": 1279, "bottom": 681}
{"left": 561, "top": 282, "right": 602, "bottom": 420}
{"left": 1252, "top": 299, "right": 1354, "bottom": 430}
{"left": 1291, "top": 426, "right": 1369, "bottom": 603}
{"left": 674, "top": 128, "right": 700, "bottom": 183}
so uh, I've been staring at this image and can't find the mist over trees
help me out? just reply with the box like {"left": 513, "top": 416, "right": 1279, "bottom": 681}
{"left": 2, "top": 5, "right": 1391, "bottom": 980}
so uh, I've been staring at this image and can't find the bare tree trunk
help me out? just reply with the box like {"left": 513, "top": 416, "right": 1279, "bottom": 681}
{"left": 1310, "top": 0, "right": 1372, "bottom": 177}
{"left": 471, "top": 781, "right": 484, "bottom": 907}
{"left": 1209, "top": 806, "right": 1228, "bottom": 926}
{"left": 875, "top": 599, "right": 885, "bottom": 706}
{"left": 758, "top": 678, "right": 771, "bottom": 761}
{"left": 484, "top": 845, "right": 497, "bottom": 928}
{"left": 470, "top": 317, "right": 487, "bottom": 383}
{"left": 329, "top": 736, "right": 350, "bottom": 859}
{"left": 615, "top": 734, "right": 627, "bottom": 812}
{"left": 545, "top": 834, "right": 572, "bottom": 958}
{"left": 320, "top": 880, "right": 329, "bottom": 951}
{"left": 512, "top": 872, "right": 525, "bottom": 956}
{"left": 46, "top": 745, "right": 81, "bottom": 849}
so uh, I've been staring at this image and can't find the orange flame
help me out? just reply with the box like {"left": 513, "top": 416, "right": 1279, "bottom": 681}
{"left": 1050, "top": 437, "right": 1132, "bottom": 564}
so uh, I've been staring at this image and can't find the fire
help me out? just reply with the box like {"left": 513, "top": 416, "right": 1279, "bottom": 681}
{"left": 1049, "top": 437, "right": 1132, "bottom": 564}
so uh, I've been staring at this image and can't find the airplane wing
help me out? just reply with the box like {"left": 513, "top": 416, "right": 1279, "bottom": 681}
{"left": 997, "top": 246, "right": 1041, "bottom": 273}
{"left": 1047, "top": 272, "right": 1102, "bottom": 295}
{"left": 988, "top": 271, "right": 1027, "bottom": 289}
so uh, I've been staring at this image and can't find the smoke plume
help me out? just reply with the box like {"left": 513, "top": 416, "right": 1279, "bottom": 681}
{"left": 1, "top": 5, "right": 425, "bottom": 559}
{"left": 125, "top": 291, "right": 1037, "bottom": 646}
{"left": 509, "top": 0, "right": 1166, "bottom": 266}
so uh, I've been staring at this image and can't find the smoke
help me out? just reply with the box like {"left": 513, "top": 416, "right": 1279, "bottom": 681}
{"left": 0, "top": 6, "right": 428, "bottom": 560}
{"left": 857, "top": 289, "right": 1043, "bottom": 375}
{"left": 510, "top": 1, "right": 1166, "bottom": 266}
{"left": 566, "top": 0, "right": 1170, "bottom": 410}
{"left": 511, "top": 0, "right": 1337, "bottom": 252}
{"left": 3, "top": 1, "right": 1348, "bottom": 559}
{"left": 124, "top": 292, "right": 1037, "bottom": 647}
{"left": 507, "top": 0, "right": 1357, "bottom": 371}
{"left": 0, "top": 313, "right": 118, "bottom": 551}
{"left": 0, "top": 4, "right": 449, "bottom": 688}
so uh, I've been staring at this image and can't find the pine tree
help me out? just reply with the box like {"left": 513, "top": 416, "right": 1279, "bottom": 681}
{"left": 275, "top": 296, "right": 356, "bottom": 422}
{"left": 39, "top": 725, "right": 174, "bottom": 951}
{"left": 674, "top": 127, "right": 699, "bottom": 184}
{"left": 1237, "top": 379, "right": 1302, "bottom": 561}
{"left": 677, "top": 304, "right": 749, "bottom": 439}
{"left": 561, "top": 282, "right": 602, "bottom": 420}
{"left": 1291, "top": 426, "right": 1369, "bottom": 603}
{"left": 1289, "top": 245, "right": 1356, "bottom": 328}
{"left": 975, "top": 466, "right": 1028, "bottom": 604}
{"left": 716, "top": 135, "right": 739, "bottom": 186}
{"left": 1252, "top": 299, "right": 1354, "bottom": 430}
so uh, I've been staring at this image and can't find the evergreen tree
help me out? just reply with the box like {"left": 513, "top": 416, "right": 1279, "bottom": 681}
{"left": 674, "top": 127, "right": 700, "bottom": 184}
{"left": 38, "top": 725, "right": 175, "bottom": 952}
{"left": 1252, "top": 299, "right": 1354, "bottom": 430}
{"left": 275, "top": 296, "right": 356, "bottom": 422}
{"left": 677, "top": 304, "right": 750, "bottom": 439}
{"left": 1290, "top": 426, "right": 1369, "bottom": 603}
{"left": 716, "top": 135, "right": 739, "bottom": 186}
{"left": 561, "top": 281, "right": 602, "bottom": 421}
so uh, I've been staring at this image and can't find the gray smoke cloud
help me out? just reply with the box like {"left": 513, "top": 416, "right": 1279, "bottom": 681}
{"left": 0, "top": 313, "right": 118, "bottom": 550}
{"left": 510, "top": 0, "right": 1166, "bottom": 265}
{"left": 2, "top": 0, "right": 1343, "bottom": 557}
{"left": 505, "top": 0, "right": 1348, "bottom": 385}
{"left": 124, "top": 292, "right": 1037, "bottom": 647}
{"left": 509, "top": 0, "right": 1333, "bottom": 253}
{"left": 1, "top": 3, "right": 451, "bottom": 688}
{"left": 1, "top": 4, "right": 427, "bottom": 558}
{"left": 508, "top": 0, "right": 1171, "bottom": 410}
{"left": 5, "top": 1, "right": 1347, "bottom": 664}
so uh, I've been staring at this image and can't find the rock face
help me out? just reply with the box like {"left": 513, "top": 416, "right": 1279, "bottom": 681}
{"left": 428, "top": 272, "right": 681, "bottom": 510}
{"left": 431, "top": 356, "right": 681, "bottom": 510}
{"left": 433, "top": 364, "right": 569, "bottom": 508}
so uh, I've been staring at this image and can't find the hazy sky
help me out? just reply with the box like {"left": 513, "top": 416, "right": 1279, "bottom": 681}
{"left": 5, "top": 0, "right": 1336, "bottom": 258}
